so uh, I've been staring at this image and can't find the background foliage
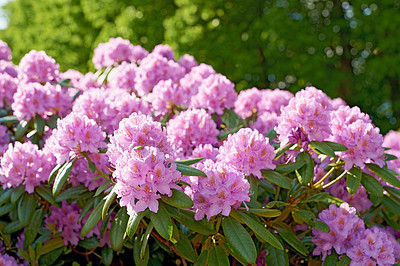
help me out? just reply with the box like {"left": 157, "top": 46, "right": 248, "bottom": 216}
{"left": 0, "top": 0, "right": 399, "bottom": 133}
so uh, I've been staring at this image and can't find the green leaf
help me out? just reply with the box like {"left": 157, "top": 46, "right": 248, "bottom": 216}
{"left": 264, "top": 243, "right": 289, "bottom": 266}
{"left": 149, "top": 204, "right": 173, "bottom": 240}
{"left": 101, "top": 246, "right": 113, "bottom": 266}
{"left": 275, "top": 143, "right": 295, "bottom": 160}
{"left": 309, "top": 141, "right": 336, "bottom": 157}
{"left": 18, "top": 193, "right": 36, "bottom": 226}
{"left": 95, "top": 180, "right": 112, "bottom": 197}
{"left": 0, "top": 189, "right": 12, "bottom": 206}
{"left": 102, "top": 191, "right": 116, "bottom": 219}
{"left": 382, "top": 195, "right": 400, "bottom": 214}
{"left": 261, "top": 170, "right": 292, "bottom": 189}
{"left": 384, "top": 186, "right": 400, "bottom": 199}
{"left": 222, "top": 216, "right": 257, "bottom": 263}
{"left": 88, "top": 161, "right": 97, "bottom": 173}
{"left": 303, "top": 192, "right": 330, "bottom": 202}
{"left": 52, "top": 160, "right": 76, "bottom": 196}
{"left": 78, "top": 196, "right": 95, "bottom": 222}
{"left": 221, "top": 108, "right": 245, "bottom": 129}
{"left": 45, "top": 115, "right": 59, "bottom": 129}
{"left": 110, "top": 207, "right": 129, "bottom": 251}
{"left": 55, "top": 185, "right": 87, "bottom": 202}
{"left": 337, "top": 254, "right": 351, "bottom": 266}
{"left": 236, "top": 211, "right": 283, "bottom": 250}
{"left": 174, "top": 231, "right": 197, "bottom": 262}
{"left": 245, "top": 208, "right": 281, "bottom": 218}
{"left": 140, "top": 222, "right": 153, "bottom": 260}
{"left": 366, "top": 164, "right": 400, "bottom": 188}
{"left": 361, "top": 173, "right": 383, "bottom": 197}
{"left": 196, "top": 250, "right": 208, "bottom": 266}
{"left": 208, "top": 245, "right": 230, "bottom": 266}
{"left": 160, "top": 189, "right": 193, "bottom": 209}
{"left": 295, "top": 152, "right": 314, "bottom": 186}
{"left": 346, "top": 166, "right": 362, "bottom": 194}
{"left": 266, "top": 129, "right": 277, "bottom": 142}
{"left": 15, "top": 120, "right": 29, "bottom": 140}
{"left": 58, "top": 78, "right": 72, "bottom": 87}
{"left": 133, "top": 233, "right": 149, "bottom": 266}
{"left": 24, "top": 209, "right": 44, "bottom": 249}
{"left": 173, "top": 163, "right": 207, "bottom": 177}
{"left": 274, "top": 161, "right": 305, "bottom": 174}
{"left": 384, "top": 153, "right": 398, "bottom": 161}
{"left": 81, "top": 198, "right": 105, "bottom": 238}
{"left": 37, "top": 237, "right": 65, "bottom": 256}
{"left": 222, "top": 241, "right": 249, "bottom": 265}
{"left": 126, "top": 210, "right": 144, "bottom": 239}
{"left": 292, "top": 209, "right": 316, "bottom": 224}
{"left": 322, "top": 141, "right": 348, "bottom": 151}
{"left": 38, "top": 247, "right": 63, "bottom": 266}
{"left": 171, "top": 157, "right": 204, "bottom": 166}
{"left": 167, "top": 207, "right": 215, "bottom": 235}
{"left": 312, "top": 220, "right": 330, "bottom": 233}
{"left": 48, "top": 163, "right": 64, "bottom": 185}
{"left": 323, "top": 251, "right": 338, "bottom": 265}
{"left": 275, "top": 227, "right": 309, "bottom": 256}
{"left": 79, "top": 236, "right": 100, "bottom": 250}
{"left": 35, "top": 114, "right": 45, "bottom": 136}
{"left": 0, "top": 115, "right": 18, "bottom": 123}
{"left": 218, "top": 126, "right": 243, "bottom": 140}
{"left": 11, "top": 185, "right": 25, "bottom": 203}
{"left": 3, "top": 220, "right": 25, "bottom": 234}
{"left": 0, "top": 202, "right": 16, "bottom": 216}
{"left": 35, "top": 186, "right": 60, "bottom": 207}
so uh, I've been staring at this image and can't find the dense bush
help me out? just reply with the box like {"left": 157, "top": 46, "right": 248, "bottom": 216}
{"left": 0, "top": 38, "right": 399, "bottom": 265}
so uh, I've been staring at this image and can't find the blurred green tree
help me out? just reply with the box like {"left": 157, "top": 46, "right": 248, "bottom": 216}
{"left": 0, "top": 0, "right": 399, "bottom": 133}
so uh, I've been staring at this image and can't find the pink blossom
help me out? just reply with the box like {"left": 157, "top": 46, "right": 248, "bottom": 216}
{"left": 0, "top": 72, "right": 18, "bottom": 108}
{"left": 178, "top": 54, "right": 198, "bottom": 73}
{"left": 0, "top": 40, "right": 12, "bottom": 61}
{"left": 18, "top": 50, "right": 59, "bottom": 83}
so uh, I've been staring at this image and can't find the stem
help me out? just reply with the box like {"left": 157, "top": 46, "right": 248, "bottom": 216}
{"left": 321, "top": 170, "right": 348, "bottom": 189}
{"left": 274, "top": 186, "right": 281, "bottom": 202}
{"left": 313, "top": 167, "right": 336, "bottom": 188}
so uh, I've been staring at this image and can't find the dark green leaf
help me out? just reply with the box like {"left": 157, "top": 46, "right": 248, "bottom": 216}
{"left": 45, "top": 115, "right": 59, "bottom": 129}
{"left": 337, "top": 254, "right": 351, "bottom": 266}
{"left": 79, "top": 236, "right": 100, "bottom": 250}
{"left": 55, "top": 185, "right": 87, "bottom": 202}
{"left": 366, "top": 163, "right": 400, "bottom": 188}
{"left": 78, "top": 196, "right": 95, "bottom": 222}
{"left": 133, "top": 233, "right": 150, "bottom": 266}
{"left": 95, "top": 180, "right": 111, "bottom": 197}
{"left": 312, "top": 220, "right": 330, "bottom": 233}
{"left": 222, "top": 241, "right": 249, "bottom": 265}
{"left": 167, "top": 208, "right": 215, "bottom": 235}
{"left": 196, "top": 250, "right": 208, "bottom": 266}
{"left": 174, "top": 163, "right": 207, "bottom": 177}
{"left": 35, "top": 186, "right": 60, "bottom": 207}
{"left": 110, "top": 207, "right": 129, "bottom": 251}
{"left": 275, "top": 143, "right": 295, "bottom": 160}
{"left": 15, "top": 120, "right": 29, "bottom": 140}
{"left": 58, "top": 78, "right": 71, "bottom": 87}
{"left": 245, "top": 208, "right": 281, "bottom": 217}
{"left": 275, "top": 227, "right": 308, "bottom": 256}
{"left": 346, "top": 166, "right": 362, "bottom": 194}
{"left": 38, "top": 247, "right": 63, "bottom": 265}
{"left": 323, "top": 251, "right": 338, "bottom": 266}
{"left": 48, "top": 163, "right": 64, "bottom": 185}
{"left": 221, "top": 108, "right": 245, "bottom": 129}
{"left": 18, "top": 193, "right": 36, "bottom": 226}
{"left": 140, "top": 222, "right": 153, "bottom": 259}
{"left": 0, "top": 203, "right": 16, "bottom": 216}
{"left": 37, "top": 237, "right": 64, "bottom": 256}
{"left": 266, "top": 129, "right": 277, "bottom": 142}
{"left": 11, "top": 185, "right": 25, "bottom": 203}
{"left": 303, "top": 192, "right": 330, "bottom": 202}
{"left": 264, "top": 243, "right": 289, "bottom": 266}
{"left": 160, "top": 189, "right": 193, "bottom": 209}
{"left": 261, "top": 170, "right": 292, "bottom": 189}
{"left": 382, "top": 195, "right": 400, "bottom": 214}
{"left": 292, "top": 209, "right": 316, "bottom": 224}
{"left": 208, "top": 245, "right": 230, "bottom": 266}
{"left": 35, "top": 114, "right": 45, "bottom": 136}
{"left": 126, "top": 210, "right": 144, "bottom": 239}
{"left": 101, "top": 246, "right": 113, "bottom": 266}
{"left": 88, "top": 161, "right": 96, "bottom": 173}
{"left": 171, "top": 157, "right": 204, "bottom": 166}
{"left": 3, "top": 220, "right": 25, "bottom": 234}
{"left": 24, "top": 209, "right": 44, "bottom": 249}
{"left": 149, "top": 204, "right": 173, "bottom": 240}
{"left": 237, "top": 211, "right": 283, "bottom": 250}
{"left": 361, "top": 173, "right": 383, "bottom": 197}
{"left": 81, "top": 198, "right": 105, "bottom": 238}
{"left": 310, "top": 141, "right": 336, "bottom": 157}
{"left": 174, "top": 231, "right": 197, "bottom": 262}
{"left": 218, "top": 126, "right": 243, "bottom": 140}
{"left": 384, "top": 153, "right": 398, "bottom": 161}
{"left": 322, "top": 141, "right": 348, "bottom": 151}
{"left": 0, "top": 189, "right": 12, "bottom": 205}
{"left": 295, "top": 152, "right": 314, "bottom": 186}
{"left": 274, "top": 161, "right": 305, "bottom": 174}
{"left": 102, "top": 191, "right": 116, "bottom": 219}
{"left": 0, "top": 115, "right": 18, "bottom": 123}
{"left": 52, "top": 160, "right": 76, "bottom": 196}
{"left": 384, "top": 186, "right": 400, "bottom": 199}
{"left": 222, "top": 216, "right": 257, "bottom": 263}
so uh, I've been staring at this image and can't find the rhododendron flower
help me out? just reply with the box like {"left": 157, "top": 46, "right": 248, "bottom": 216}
{"left": 190, "top": 73, "right": 237, "bottom": 115}
{"left": 0, "top": 60, "right": 18, "bottom": 78}
{"left": 167, "top": 109, "right": 219, "bottom": 158}
{"left": 151, "top": 44, "right": 175, "bottom": 61}
{"left": 93, "top": 37, "right": 148, "bottom": 69}
{"left": 191, "top": 144, "right": 219, "bottom": 162}
{"left": 250, "top": 111, "right": 279, "bottom": 136}
{"left": 44, "top": 113, "right": 106, "bottom": 164}
{"left": 108, "top": 113, "right": 171, "bottom": 165}
{"left": 0, "top": 73, "right": 18, "bottom": 108}
{"left": 108, "top": 62, "right": 137, "bottom": 92}
{"left": 0, "top": 142, "right": 54, "bottom": 193}
{"left": 0, "top": 40, "right": 12, "bottom": 61}
{"left": 178, "top": 54, "right": 198, "bottom": 73}
{"left": 0, "top": 125, "right": 9, "bottom": 154}
{"left": 234, "top": 87, "right": 262, "bottom": 119}
{"left": 186, "top": 160, "right": 250, "bottom": 220}
{"left": 113, "top": 146, "right": 181, "bottom": 214}
{"left": 257, "top": 88, "right": 293, "bottom": 115}
{"left": 12, "top": 82, "right": 72, "bottom": 121}
{"left": 276, "top": 87, "right": 332, "bottom": 146}
{"left": 217, "top": 128, "right": 276, "bottom": 178}
{"left": 0, "top": 253, "right": 20, "bottom": 266}
{"left": 18, "top": 50, "right": 59, "bottom": 83}
{"left": 329, "top": 106, "right": 384, "bottom": 170}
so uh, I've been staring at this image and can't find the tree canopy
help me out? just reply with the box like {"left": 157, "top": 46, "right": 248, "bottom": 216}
{"left": 1, "top": 0, "right": 399, "bottom": 133}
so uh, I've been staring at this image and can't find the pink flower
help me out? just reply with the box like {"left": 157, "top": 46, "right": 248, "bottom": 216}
{"left": 18, "top": 50, "right": 59, "bottom": 83}
{"left": 234, "top": 87, "right": 262, "bottom": 119}
{"left": 217, "top": 128, "right": 276, "bottom": 178}
{"left": 0, "top": 73, "right": 18, "bottom": 108}
{"left": 178, "top": 54, "right": 198, "bottom": 73}
{"left": 108, "top": 62, "right": 138, "bottom": 92}
{"left": 0, "top": 40, "right": 12, "bottom": 61}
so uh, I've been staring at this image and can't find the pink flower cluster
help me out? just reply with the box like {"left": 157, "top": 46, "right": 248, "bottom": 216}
{"left": 12, "top": 82, "right": 72, "bottom": 121}
{"left": 0, "top": 73, "right": 18, "bottom": 108}
{"left": 18, "top": 50, "right": 59, "bottom": 83}
{"left": 312, "top": 203, "right": 400, "bottom": 265}
{"left": 107, "top": 113, "right": 171, "bottom": 165}
{"left": 0, "top": 142, "right": 54, "bottom": 193}
{"left": 0, "top": 60, "right": 18, "bottom": 78}
{"left": 167, "top": 109, "right": 219, "bottom": 158}
{"left": 113, "top": 146, "right": 181, "bottom": 215}
{"left": 0, "top": 125, "right": 9, "bottom": 154}
{"left": 179, "top": 63, "right": 216, "bottom": 102}
{"left": 277, "top": 87, "right": 333, "bottom": 146}
{"left": 217, "top": 128, "right": 276, "bottom": 178}
{"left": 45, "top": 201, "right": 83, "bottom": 245}
{"left": 0, "top": 253, "right": 19, "bottom": 266}
{"left": 186, "top": 160, "right": 250, "bottom": 220}
{"left": 330, "top": 106, "right": 384, "bottom": 170}
{"left": 45, "top": 113, "right": 106, "bottom": 164}
{"left": 108, "top": 62, "right": 137, "bottom": 92}
{"left": 92, "top": 37, "right": 148, "bottom": 69}
{"left": 383, "top": 130, "right": 400, "bottom": 174}
{"left": 0, "top": 40, "right": 11, "bottom": 61}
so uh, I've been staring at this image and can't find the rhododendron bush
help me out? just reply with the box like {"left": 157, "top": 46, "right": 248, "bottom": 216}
{"left": 0, "top": 38, "right": 399, "bottom": 265}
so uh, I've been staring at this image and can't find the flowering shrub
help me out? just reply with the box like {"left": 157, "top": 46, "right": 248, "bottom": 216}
{"left": 0, "top": 38, "right": 399, "bottom": 266}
